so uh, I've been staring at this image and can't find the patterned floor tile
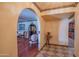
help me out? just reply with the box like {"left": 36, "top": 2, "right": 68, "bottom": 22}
{"left": 36, "top": 45, "right": 74, "bottom": 57}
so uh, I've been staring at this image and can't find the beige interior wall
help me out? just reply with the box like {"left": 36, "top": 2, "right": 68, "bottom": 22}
{"left": 45, "top": 20, "right": 60, "bottom": 44}
{"left": 0, "top": 2, "right": 46, "bottom": 56}
{"left": 74, "top": 3, "right": 79, "bottom": 56}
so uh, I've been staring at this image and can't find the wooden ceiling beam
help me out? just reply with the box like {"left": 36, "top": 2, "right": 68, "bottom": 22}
{"left": 40, "top": 7, "right": 78, "bottom": 16}
{"left": 74, "top": 2, "right": 79, "bottom": 7}
{"left": 69, "top": 13, "right": 74, "bottom": 19}
{"left": 33, "top": 2, "right": 76, "bottom": 12}
{"left": 33, "top": 2, "right": 42, "bottom": 12}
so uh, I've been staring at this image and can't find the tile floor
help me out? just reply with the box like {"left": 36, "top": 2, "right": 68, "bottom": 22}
{"left": 36, "top": 45, "right": 74, "bottom": 57}
{"left": 17, "top": 38, "right": 38, "bottom": 57}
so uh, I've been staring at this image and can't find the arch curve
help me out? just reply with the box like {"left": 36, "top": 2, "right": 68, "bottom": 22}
{"left": 17, "top": 8, "right": 41, "bottom": 56}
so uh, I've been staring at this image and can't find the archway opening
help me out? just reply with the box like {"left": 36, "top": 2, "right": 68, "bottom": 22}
{"left": 17, "top": 8, "right": 40, "bottom": 57}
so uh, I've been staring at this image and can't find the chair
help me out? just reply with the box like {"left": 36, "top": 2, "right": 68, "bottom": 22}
{"left": 29, "top": 34, "right": 38, "bottom": 47}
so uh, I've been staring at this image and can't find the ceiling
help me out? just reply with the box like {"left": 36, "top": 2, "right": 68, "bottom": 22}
{"left": 42, "top": 15, "right": 60, "bottom": 21}
{"left": 49, "top": 13, "right": 73, "bottom": 19}
{"left": 42, "top": 13, "right": 74, "bottom": 21}
{"left": 34, "top": 2, "right": 75, "bottom": 21}
{"left": 18, "top": 9, "right": 37, "bottom": 22}
{"left": 34, "top": 2, "right": 77, "bottom": 12}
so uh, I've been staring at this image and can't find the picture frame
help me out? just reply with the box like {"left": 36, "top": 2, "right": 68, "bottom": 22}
{"left": 19, "top": 24, "right": 25, "bottom": 30}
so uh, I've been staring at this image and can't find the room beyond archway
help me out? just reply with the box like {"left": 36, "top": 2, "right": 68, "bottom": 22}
{"left": 17, "top": 8, "right": 40, "bottom": 57}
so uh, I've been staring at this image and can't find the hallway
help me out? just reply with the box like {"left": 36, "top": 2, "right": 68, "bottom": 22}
{"left": 0, "top": 2, "right": 79, "bottom": 57}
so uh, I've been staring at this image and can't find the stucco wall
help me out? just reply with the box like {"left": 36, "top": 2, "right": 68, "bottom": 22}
{"left": 0, "top": 2, "right": 46, "bottom": 56}
{"left": 45, "top": 20, "right": 60, "bottom": 45}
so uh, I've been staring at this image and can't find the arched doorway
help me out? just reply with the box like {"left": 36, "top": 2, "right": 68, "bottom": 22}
{"left": 17, "top": 8, "right": 40, "bottom": 57}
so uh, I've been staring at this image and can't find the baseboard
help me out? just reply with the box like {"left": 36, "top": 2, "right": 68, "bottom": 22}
{"left": 49, "top": 43, "right": 68, "bottom": 47}
{"left": 0, "top": 54, "right": 9, "bottom": 57}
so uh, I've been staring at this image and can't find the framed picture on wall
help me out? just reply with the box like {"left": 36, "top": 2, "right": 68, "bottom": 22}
{"left": 19, "top": 24, "right": 25, "bottom": 30}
